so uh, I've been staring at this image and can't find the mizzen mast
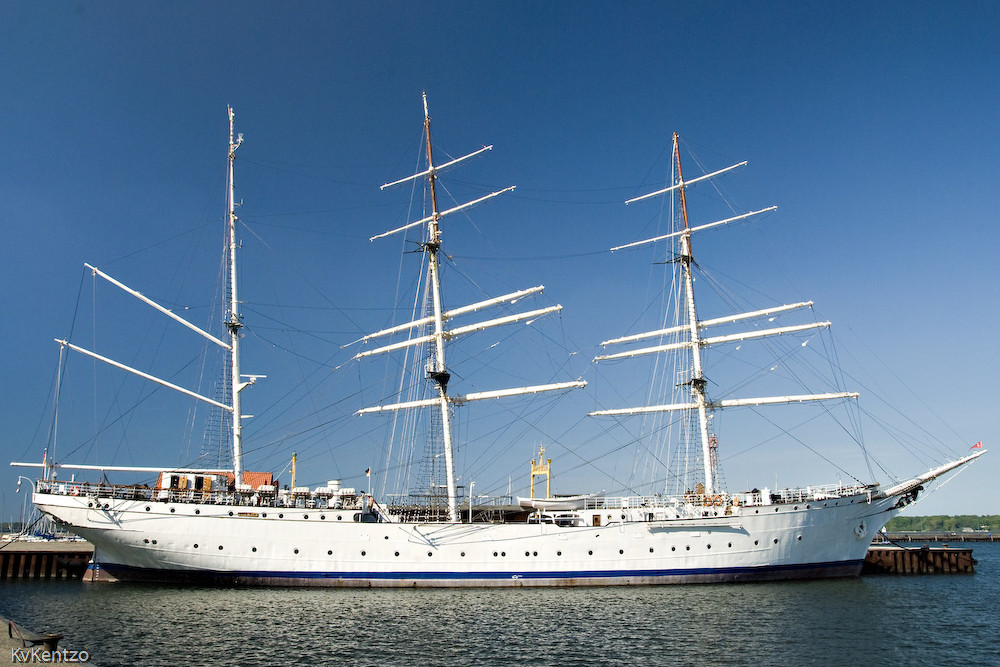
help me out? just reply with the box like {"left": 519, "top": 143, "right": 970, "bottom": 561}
{"left": 48, "top": 108, "right": 259, "bottom": 488}
{"left": 226, "top": 105, "right": 249, "bottom": 489}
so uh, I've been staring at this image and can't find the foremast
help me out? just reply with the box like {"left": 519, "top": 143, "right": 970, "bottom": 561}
{"left": 671, "top": 133, "right": 716, "bottom": 494}
{"left": 591, "top": 133, "right": 856, "bottom": 496}
{"left": 356, "top": 94, "right": 585, "bottom": 521}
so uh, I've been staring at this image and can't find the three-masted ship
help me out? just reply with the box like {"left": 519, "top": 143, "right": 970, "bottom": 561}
{"left": 16, "top": 103, "right": 983, "bottom": 586}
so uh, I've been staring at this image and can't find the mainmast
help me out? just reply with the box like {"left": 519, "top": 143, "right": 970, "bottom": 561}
{"left": 357, "top": 94, "right": 585, "bottom": 522}
{"left": 419, "top": 93, "right": 461, "bottom": 522}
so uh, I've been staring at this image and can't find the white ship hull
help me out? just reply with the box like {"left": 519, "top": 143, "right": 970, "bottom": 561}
{"left": 34, "top": 487, "right": 900, "bottom": 587}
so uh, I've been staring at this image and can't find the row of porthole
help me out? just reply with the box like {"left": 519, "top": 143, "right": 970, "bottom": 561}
{"left": 753, "top": 499, "right": 857, "bottom": 513}
{"left": 145, "top": 506, "right": 352, "bottom": 521}
{"left": 752, "top": 500, "right": 853, "bottom": 514}
{"left": 181, "top": 538, "right": 801, "bottom": 556}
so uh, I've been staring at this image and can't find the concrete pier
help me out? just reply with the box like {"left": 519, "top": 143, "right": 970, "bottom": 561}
{"left": 882, "top": 531, "right": 996, "bottom": 543}
{"left": 0, "top": 541, "right": 93, "bottom": 581}
{"left": 2, "top": 615, "right": 92, "bottom": 667}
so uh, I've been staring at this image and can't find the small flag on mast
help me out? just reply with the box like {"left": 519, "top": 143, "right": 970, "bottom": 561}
{"left": 365, "top": 468, "right": 371, "bottom": 477}
{"left": 971, "top": 441, "right": 983, "bottom": 449}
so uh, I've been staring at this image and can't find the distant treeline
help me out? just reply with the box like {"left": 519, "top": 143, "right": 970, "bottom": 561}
{"left": 885, "top": 516, "right": 998, "bottom": 532}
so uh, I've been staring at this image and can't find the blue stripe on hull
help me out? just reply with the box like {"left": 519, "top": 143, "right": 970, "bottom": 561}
{"left": 94, "top": 559, "right": 864, "bottom": 587}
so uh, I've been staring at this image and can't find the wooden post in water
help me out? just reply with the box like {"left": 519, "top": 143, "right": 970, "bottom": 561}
{"left": 864, "top": 545, "right": 976, "bottom": 574}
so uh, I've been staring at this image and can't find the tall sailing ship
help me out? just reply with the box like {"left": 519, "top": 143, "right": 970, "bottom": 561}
{"left": 14, "top": 102, "right": 984, "bottom": 586}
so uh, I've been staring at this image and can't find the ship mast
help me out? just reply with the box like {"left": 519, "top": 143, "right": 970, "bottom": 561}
{"left": 672, "top": 133, "right": 717, "bottom": 494}
{"left": 226, "top": 106, "right": 247, "bottom": 488}
{"left": 420, "top": 94, "right": 461, "bottom": 521}
{"left": 357, "top": 94, "right": 585, "bottom": 522}
{"left": 591, "top": 133, "right": 858, "bottom": 496}
{"left": 41, "top": 108, "right": 258, "bottom": 486}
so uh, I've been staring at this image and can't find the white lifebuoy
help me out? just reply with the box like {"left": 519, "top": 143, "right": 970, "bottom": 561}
{"left": 70, "top": 485, "right": 80, "bottom": 496}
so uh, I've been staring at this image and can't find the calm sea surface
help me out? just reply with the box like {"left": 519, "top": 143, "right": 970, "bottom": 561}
{"left": 3, "top": 543, "right": 998, "bottom": 666}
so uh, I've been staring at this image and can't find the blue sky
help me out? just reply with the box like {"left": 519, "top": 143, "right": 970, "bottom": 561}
{"left": 2, "top": 1, "right": 997, "bottom": 521}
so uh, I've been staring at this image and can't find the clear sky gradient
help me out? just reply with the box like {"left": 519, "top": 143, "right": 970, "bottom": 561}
{"left": 2, "top": 1, "right": 997, "bottom": 521}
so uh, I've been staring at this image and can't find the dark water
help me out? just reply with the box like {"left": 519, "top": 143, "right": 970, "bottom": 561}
{"left": 3, "top": 544, "right": 998, "bottom": 666}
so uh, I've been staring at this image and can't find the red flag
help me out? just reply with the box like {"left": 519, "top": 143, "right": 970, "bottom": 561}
{"left": 365, "top": 468, "right": 371, "bottom": 476}
{"left": 971, "top": 441, "right": 983, "bottom": 449}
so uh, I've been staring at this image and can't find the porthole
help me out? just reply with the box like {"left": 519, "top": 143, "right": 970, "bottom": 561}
{"left": 755, "top": 510, "right": 759, "bottom": 514}
{"left": 262, "top": 512, "right": 267, "bottom": 517}
{"left": 619, "top": 549, "right": 624, "bottom": 555}
{"left": 145, "top": 506, "right": 151, "bottom": 512}
{"left": 88, "top": 503, "right": 93, "bottom": 508}
{"left": 685, "top": 546, "right": 690, "bottom": 551}
{"left": 303, "top": 514, "right": 309, "bottom": 520}
{"left": 218, "top": 545, "right": 223, "bottom": 550}
{"left": 294, "top": 549, "right": 300, "bottom": 554}
{"left": 143, "top": 539, "right": 149, "bottom": 544}
{"left": 588, "top": 550, "right": 593, "bottom": 556}
{"left": 500, "top": 552, "right": 505, "bottom": 557}
{"left": 103, "top": 504, "right": 109, "bottom": 509}
{"left": 194, "top": 544, "right": 199, "bottom": 549}
{"left": 278, "top": 513, "right": 284, "bottom": 519}
{"left": 428, "top": 552, "right": 433, "bottom": 557}
{"left": 337, "top": 515, "right": 342, "bottom": 520}
{"left": 671, "top": 546, "right": 676, "bottom": 551}
{"left": 321, "top": 515, "right": 326, "bottom": 520}
{"left": 228, "top": 511, "right": 233, "bottom": 516}
{"left": 754, "top": 540, "right": 759, "bottom": 546}
{"left": 461, "top": 552, "right": 466, "bottom": 557}
{"left": 797, "top": 535, "right": 802, "bottom": 541}
{"left": 557, "top": 551, "right": 562, "bottom": 556}
{"left": 252, "top": 547, "right": 257, "bottom": 552}
{"left": 327, "top": 550, "right": 333, "bottom": 555}
{"left": 525, "top": 551, "right": 530, "bottom": 557}
{"left": 805, "top": 504, "right": 810, "bottom": 509}
{"left": 170, "top": 508, "right": 175, "bottom": 513}
{"left": 773, "top": 538, "right": 779, "bottom": 544}
{"left": 361, "top": 551, "right": 366, "bottom": 556}
{"left": 152, "top": 540, "right": 157, "bottom": 545}
{"left": 649, "top": 548, "right": 654, "bottom": 553}
{"left": 775, "top": 508, "right": 779, "bottom": 512}
{"left": 728, "top": 543, "right": 733, "bottom": 548}
{"left": 493, "top": 552, "right": 499, "bottom": 557}
{"left": 793, "top": 506, "right": 798, "bottom": 510}
{"left": 395, "top": 552, "right": 400, "bottom": 557}
{"left": 384, "top": 536, "right": 389, "bottom": 540}
{"left": 195, "top": 509, "right": 200, "bottom": 515}
{"left": 707, "top": 544, "right": 712, "bottom": 549}
{"left": 533, "top": 551, "right": 538, "bottom": 557}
